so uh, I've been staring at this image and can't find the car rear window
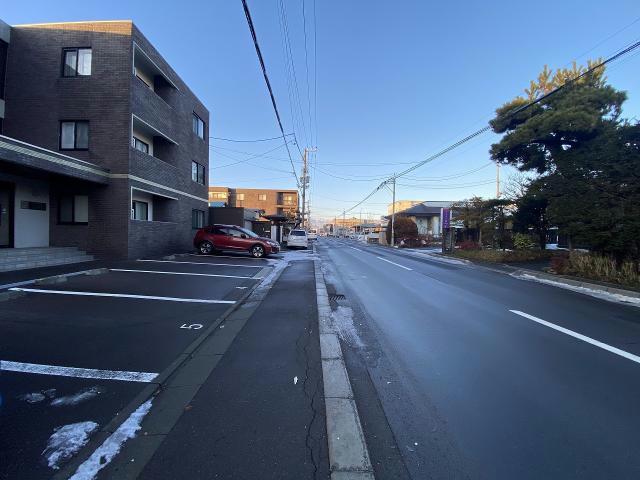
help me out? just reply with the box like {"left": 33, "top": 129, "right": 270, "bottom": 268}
{"left": 290, "top": 230, "right": 307, "bottom": 236}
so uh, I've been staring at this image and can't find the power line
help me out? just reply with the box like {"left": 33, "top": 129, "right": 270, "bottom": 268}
{"left": 212, "top": 141, "right": 292, "bottom": 168}
{"left": 240, "top": 0, "right": 300, "bottom": 188}
{"left": 302, "top": 0, "right": 314, "bottom": 147}
{"left": 340, "top": 37, "right": 640, "bottom": 216}
{"left": 210, "top": 134, "right": 293, "bottom": 142}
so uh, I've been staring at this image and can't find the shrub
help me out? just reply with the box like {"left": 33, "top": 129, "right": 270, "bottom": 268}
{"left": 566, "top": 252, "right": 640, "bottom": 288}
{"left": 385, "top": 217, "right": 418, "bottom": 245}
{"left": 453, "top": 249, "right": 554, "bottom": 263}
{"left": 513, "top": 233, "right": 536, "bottom": 250}
{"left": 458, "top": 240, "right": 480, "bottom": 250}
{"left": 549, "top": 255, "right": 568, "bottom": 274}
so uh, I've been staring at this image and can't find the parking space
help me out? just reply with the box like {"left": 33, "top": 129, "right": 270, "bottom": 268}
{"left": 0, "top": 253, "right": 275, "bottom": 479}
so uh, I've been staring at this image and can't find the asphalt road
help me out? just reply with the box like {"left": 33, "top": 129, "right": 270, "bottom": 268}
{"left": 317, "top": 238, "right": 640, "bottom": 480}
{"left": 0, "top": 253, "right": 271, "bottom": 480}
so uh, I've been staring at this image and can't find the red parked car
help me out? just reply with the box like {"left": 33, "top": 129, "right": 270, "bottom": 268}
{"left": 193, "top": 224, "right": 280, "bottom": 258}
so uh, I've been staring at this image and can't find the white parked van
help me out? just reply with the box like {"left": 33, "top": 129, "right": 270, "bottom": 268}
{"left": 308, "top": 229, "right": 318, "bottom": 241}
{"left": 287, "top": 229, "right": 309, "bottom": 249}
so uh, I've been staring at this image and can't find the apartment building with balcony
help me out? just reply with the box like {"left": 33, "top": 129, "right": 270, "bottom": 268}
{"left": 209, "top": 186, "right": 298, "bottom": 218}
{"left": 0, "top": 19, "right": 209, "bottom": 261}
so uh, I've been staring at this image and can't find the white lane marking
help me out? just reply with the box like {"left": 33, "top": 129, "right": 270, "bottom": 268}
{"left": 110, "top": 269, "right": 256, "bottom": 280}
{"left": 137, "top": 259, "right": 262, "bottom": 268}
{"left": 69, "top": 399, "right": 153, "bottom": 480}
{"left": 376, "top": 256, "right": 413, "bottom": 271}
{"left": 9, "top": 288, "right": 236, "bottom": 304}
{"left": 348, "top": 246, "right": 364, "bottom": 252}
{"left": 0, "top": 360, "right": 158, "bottom": 382}
{"left": 510, "top": 310, "right": 640, "bottom": 365}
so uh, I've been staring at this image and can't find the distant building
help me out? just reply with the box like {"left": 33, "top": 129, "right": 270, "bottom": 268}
{"left": 387, "top": 200, "right": 422, "bottom": 215}
{"left": 390, "top": 201, "right": 455, "bottom": 236}
{"left": 0, "top": 19, "right": 209, "bottom": 261}
{"left": 208, "top": 187, "right": 298, "bottom": 218}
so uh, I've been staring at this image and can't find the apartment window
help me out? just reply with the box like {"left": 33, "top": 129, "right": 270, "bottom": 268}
{"left": 192, "top": 161, "right": 205, "bottom": 185}
{"left": 132, "top": 200, "right": 149, "bottom": 221}
{"left": 192, "top": 209, "right": 205, "bottom": 229}
{"left": 133, "top": 137, "right": 149, "bottom": 154}
{"left": 283, "top": 194, "right": 294, "bottom": 205}
{"left": 59, "top": 195, "right": 88, "bottom": 224}
{"left": 210, "top": 192, "right": 227, "bottom": 200}
{"left": 236, "top": 193, "right": 245, "bottom": 201}
{"left": 60, "top": 121, "right": 89, "bottom": 150}
{"left": 258, "top": 194, "right": 267, "bottom": 201}
{"left": 62, "top": 48, "right": 92, "bottom": 77}
{"left": 192, "top": 113, "right": 205, "bottom": 139}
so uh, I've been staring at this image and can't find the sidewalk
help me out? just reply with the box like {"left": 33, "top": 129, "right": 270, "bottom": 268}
{"left": 107, "top": 258, "right": 330, "bottom": 479}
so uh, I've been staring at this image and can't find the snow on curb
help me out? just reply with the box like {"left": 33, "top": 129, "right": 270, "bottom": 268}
{"left": 69, "top": 399, "right": 153, "bottom": 480}
{"left": 43, "top": 421, "right": 99, "bottom": 470}
{"left": 512, "top": 273, "right": 640, "bottom": 307}
{"left": 401, "top": 249, "right": 469, "bottom": 266}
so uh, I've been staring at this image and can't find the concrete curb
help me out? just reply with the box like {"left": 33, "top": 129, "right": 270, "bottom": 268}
{"left": 53, "top": 261, "right": 281, "bottom": 480}
{"left": 0, "top": 267, "right": 108, "bottom": 299}
{"left": 511, "top": 269, "right": 640, "bottom": 301}
{"left": 314, "top": 258, "right": 375, "bottom": 480}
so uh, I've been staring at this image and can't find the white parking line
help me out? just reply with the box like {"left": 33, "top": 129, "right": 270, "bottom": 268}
{"left": 185, "top": 253, "right": 266, "bottom": 261}
{"left": 0, "top": 360, "right": 158, "bottom": 382}
{"left": 376, "top": 256, "right": 413, "bottom": 271}
{"left": 110, "top": 269, "right": 256, "bottom": 280}
{"left": 510, "top": 310, "right": 640, "bottom": 365}
{"left": 9, "top": 288, "right": 236, "bottom": 304}
{"left": 137, "top": 259, "right": 262, "bottom": 268}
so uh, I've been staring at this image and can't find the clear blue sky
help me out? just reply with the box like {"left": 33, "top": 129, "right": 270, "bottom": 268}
{"left": 3, "top": 1, "right": 640, "bottom": 223}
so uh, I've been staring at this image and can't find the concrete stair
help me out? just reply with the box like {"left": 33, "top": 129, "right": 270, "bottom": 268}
{"left": 0, "top": 247, "right": 95, "bottom": 272}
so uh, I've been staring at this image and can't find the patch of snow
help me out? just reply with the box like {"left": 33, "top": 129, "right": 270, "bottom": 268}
{"left": 513, "top": 273, "right": 640, "bottom": 307}
{"left": 331, "top": 305, "right": 364, "bottom": 348}
{"left": 19, "top": 392, "right": 46, "bottom": 404}
{"left": 18, "top": 388, "right": 57, "bottom": 404}
{"left": 402, "top": 249, "right": 468, "bottom": 266}
{"left": 51, "top": 387, "right": 103, "bottom": 407}
{"left": 69, "top": 399, "right": 153, "bottom": 480}
{"left": 293, "top": 376, "right": 298, "bottom": 385}
{"left": 43, "top": 421, "right": 98, "bottom": 470}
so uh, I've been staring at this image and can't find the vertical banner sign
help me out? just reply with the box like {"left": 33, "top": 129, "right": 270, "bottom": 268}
{"left": 442, "top": 208, "right": 450, "bottom": 229}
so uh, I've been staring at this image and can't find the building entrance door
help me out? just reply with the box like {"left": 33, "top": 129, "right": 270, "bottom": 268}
{"left": 0, "top": 182, "right": 14, "bottom": 247}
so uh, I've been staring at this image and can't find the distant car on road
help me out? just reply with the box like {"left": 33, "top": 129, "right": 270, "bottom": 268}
{"left": 194, "top": 224, "right": 280, "bottom": 258}
{"left": 308, "top": 229, "right": 318, "bottom": 241}
{"left": 287, "top": 229, "right": 309, "bottom": 249}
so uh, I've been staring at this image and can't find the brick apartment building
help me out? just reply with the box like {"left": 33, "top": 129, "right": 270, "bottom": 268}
{"left": 0, "top": 19, "right": 209, "bottom": 260}
{"left": 209, "top": 187, "right": 298, "bottom": 218}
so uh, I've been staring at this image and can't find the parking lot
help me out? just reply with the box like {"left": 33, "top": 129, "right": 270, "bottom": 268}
{"left": 0, "top": 252, "right": 275, "bottom": 479}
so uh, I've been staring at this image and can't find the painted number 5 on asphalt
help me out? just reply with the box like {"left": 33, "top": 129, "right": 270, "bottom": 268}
{"left": 180, "top": 323, "right": 203, "bottom": 330}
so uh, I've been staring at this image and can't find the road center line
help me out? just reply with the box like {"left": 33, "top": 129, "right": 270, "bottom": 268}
{"left": 137, "top": 259, "right": 262, "bottom": 268}
{"left": 110, "top": 269, "right": 256, "bottom": 280}
{"left": 0, "top": 360, "right": 158, "bottom": 382}
{"left": 348, "top": 246, "right": 364, "bottom": 252}
{"left": 510, "top": 310, "right": 640, "bottom": 365}
{"left": 376, "top": 256, "right": 413, "bottom": 271}
{"left": 9, "top": 288, "right": 236, "bottom": 304}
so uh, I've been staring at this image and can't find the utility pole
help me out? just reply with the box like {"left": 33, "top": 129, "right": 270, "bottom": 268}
{"left": 390, "top": 176, "right": 396, "bottom": 247}
{"left": 342, "top": 210, "right": 346, "bottom": 238}
{"left": 300, "top": 147, "right": 317, "bottom": 229}
{"left": 496, "top": 162, "right": 501, "bottom": 199}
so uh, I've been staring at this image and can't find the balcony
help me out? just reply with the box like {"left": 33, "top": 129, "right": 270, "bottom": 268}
{"left": 133, "top": 42, "right": 178, "bottom": 106}
{"left": 131, "top": 114, "right": 178, "bottom": 167}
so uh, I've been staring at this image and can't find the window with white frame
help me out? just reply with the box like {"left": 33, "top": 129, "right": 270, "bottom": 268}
{"left": 236, "top": 193, "right": 245, "bottom": 201}
{"left": 62, "top": 48, "right": 92, "bottom": 77}
{"left": 258, "top": 194, "right": 267, "bottom": 201}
